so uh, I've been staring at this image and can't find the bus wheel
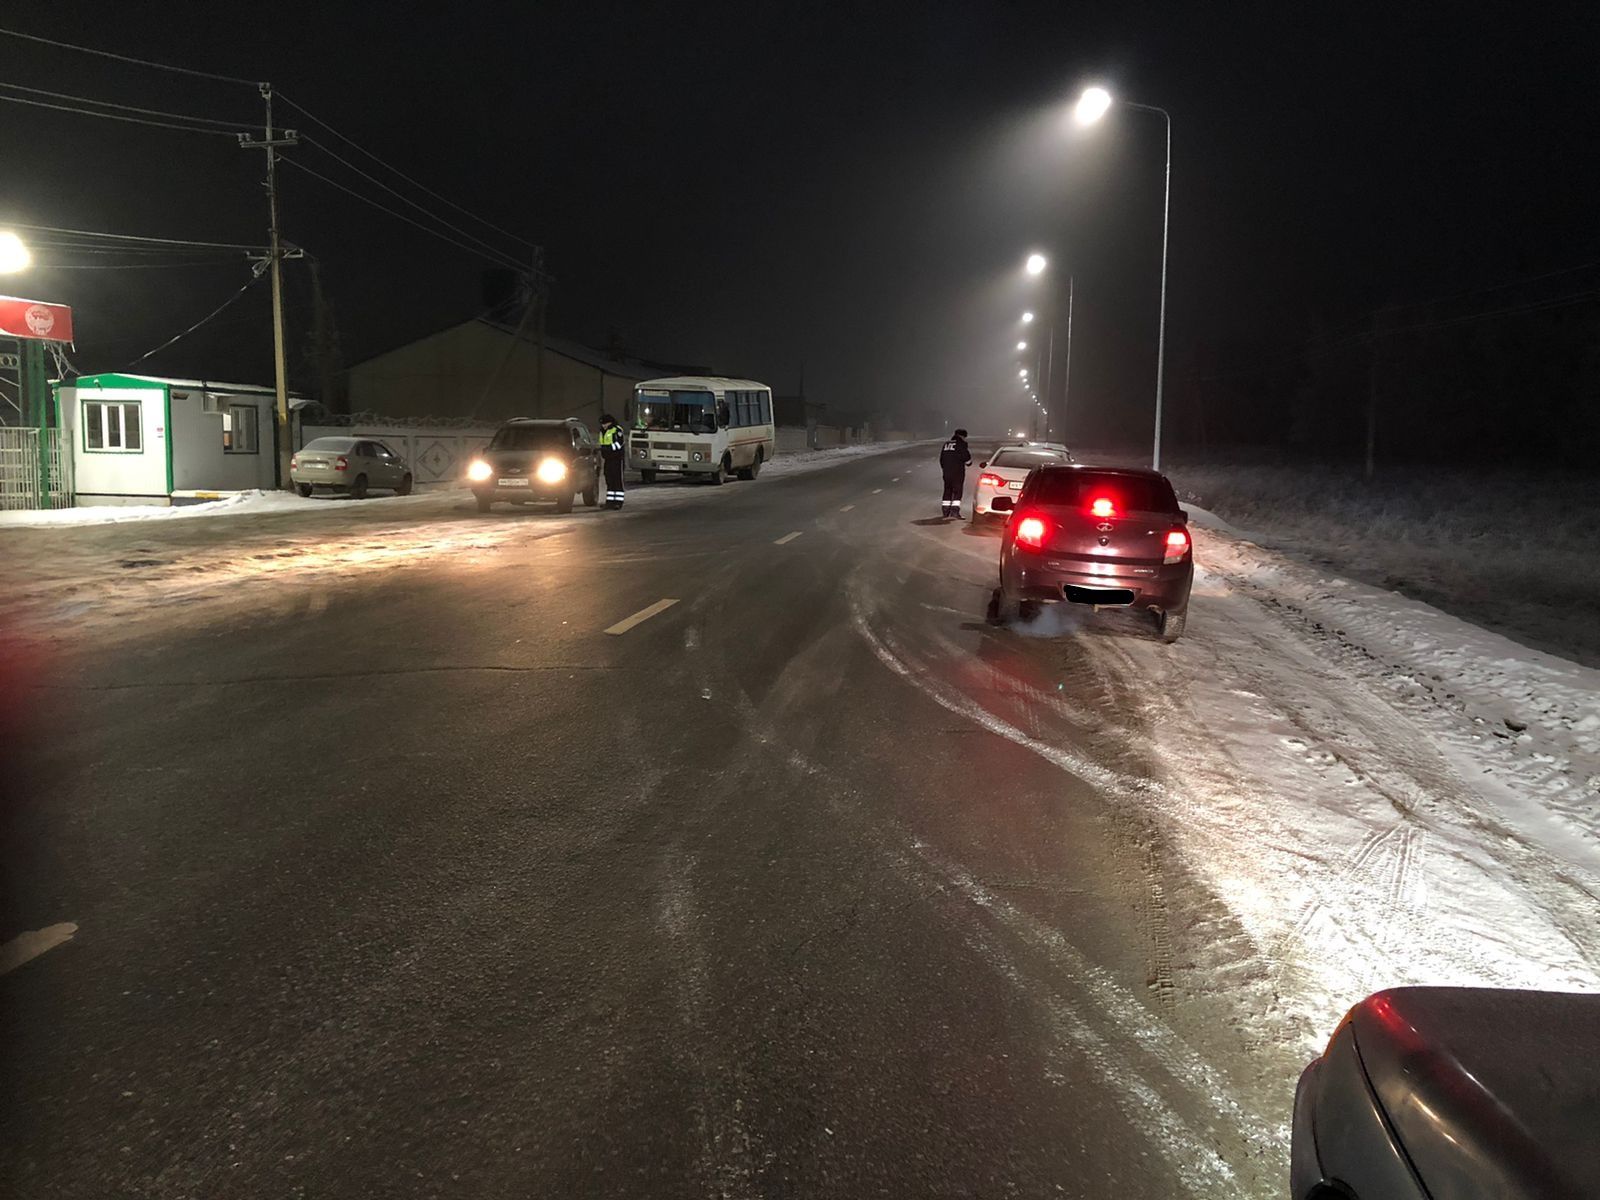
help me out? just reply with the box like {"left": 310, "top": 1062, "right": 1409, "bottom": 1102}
{"left": 708, "top": 457, "right": 728, "bottom": 485}
{"left": 737, "top": 450, "right": 762, "bottom": 481}
{"left": 640, "top": 469, "right": 657, "bottom": 484}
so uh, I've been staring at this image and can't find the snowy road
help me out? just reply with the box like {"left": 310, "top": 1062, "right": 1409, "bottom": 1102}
{"left": 2, "top": 442, "right": 1596, "bottom": 1197}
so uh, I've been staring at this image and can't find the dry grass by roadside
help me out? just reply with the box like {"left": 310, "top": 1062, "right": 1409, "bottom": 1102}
{"left": 1078, "top": 447, "right": 1600, "bottom": 668}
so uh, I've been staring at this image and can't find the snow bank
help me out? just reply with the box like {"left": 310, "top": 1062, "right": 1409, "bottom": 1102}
{"left": 0, "top": 489, "right": 325, "bottom": 528}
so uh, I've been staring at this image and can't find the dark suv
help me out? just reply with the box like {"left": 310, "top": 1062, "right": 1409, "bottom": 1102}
{"left": 992, "top": 464, "right": 1194, "bottom": 642}
{"left": 467, "top": 418, "right": 601, "bottom": 513}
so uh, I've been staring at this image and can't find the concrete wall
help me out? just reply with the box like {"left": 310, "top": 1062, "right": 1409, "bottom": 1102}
{"left": 170, "top": 391, "right": 277, "bottom": 492}
{"left": 346, "top": 321, "right": 638, "bottom": 429}
{"left": 59, "top": 384, "right": 169, "bottom": 503}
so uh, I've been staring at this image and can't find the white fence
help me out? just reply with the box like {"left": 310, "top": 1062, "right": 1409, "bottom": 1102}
{"left": 0, "top": 427, "right": 71, "bottom": 511}
{"left": 300, "top": 421, "right": 499, "bottom": 488}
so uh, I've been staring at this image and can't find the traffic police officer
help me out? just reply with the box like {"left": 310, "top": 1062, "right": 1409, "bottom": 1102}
{"left": 939, "top": 427, "right": 972, "bottom": 518}
{"left": 598, "top": 414, "right": 626, "bottom": 509}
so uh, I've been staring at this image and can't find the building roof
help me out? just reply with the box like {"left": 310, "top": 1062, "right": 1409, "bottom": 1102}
{"left": 63, "top": 372, "right": 305, "bottom": 397}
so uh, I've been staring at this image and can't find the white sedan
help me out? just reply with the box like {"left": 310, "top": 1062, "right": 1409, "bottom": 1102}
{"left": 973, "top": 444, "right": 1074, "bottom": 519}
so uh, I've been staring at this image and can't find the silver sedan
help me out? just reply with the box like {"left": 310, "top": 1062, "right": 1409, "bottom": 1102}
{"left": 291, "top": 437, "right": 414, "bottom": 498}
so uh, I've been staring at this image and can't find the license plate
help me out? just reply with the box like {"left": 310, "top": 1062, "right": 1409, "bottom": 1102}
{"left": 1008, "top": 481, "right": 1023, "bottom": 489}
{"left": 657, "top": 464, "right": 681, "bottom": 471}
{"left": 497, "top": 477, "right": 530, "bottom": 487}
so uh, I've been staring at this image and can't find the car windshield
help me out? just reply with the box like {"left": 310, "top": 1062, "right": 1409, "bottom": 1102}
{"left": 302, "top": 437, "right": 356, "bottom": 452}
{"left": 489, "top": 425, "right": 569, "bottom": 451}
{"left": 990, "top": 449, "right": 1069, "bottom": 469}
{"left": 1028, "top": 470, "right": 1180, "bottom": 513}
{"left": 635, "top": 390, "right": 717, "bottom": 433}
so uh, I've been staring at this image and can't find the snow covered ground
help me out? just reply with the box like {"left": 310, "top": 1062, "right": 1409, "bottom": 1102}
{"left": 0, "top": 441, "right": 921, "bottom": 644}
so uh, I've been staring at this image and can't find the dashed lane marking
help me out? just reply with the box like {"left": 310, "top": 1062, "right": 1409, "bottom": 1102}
{"left": 872, "top": 488, "right": 883, "bottom": 494}
{"left": 839, "top": 504, "right": 856, "bottom": 512}
{"left": 774, "top": 531, "right": 803, "bottom": 545}
{"left": 892, "top": 476, "right": 900, "bottom": 481}
{"left": 604, "top": 598, "right": 680, "bottom": 636}
{"left": 0, "top": 923, "right": 78, "bottom": 975}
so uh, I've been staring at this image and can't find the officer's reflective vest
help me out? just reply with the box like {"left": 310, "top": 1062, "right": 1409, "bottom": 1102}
{"left": 599, "top": 426, "right": 621, "bottom": 450}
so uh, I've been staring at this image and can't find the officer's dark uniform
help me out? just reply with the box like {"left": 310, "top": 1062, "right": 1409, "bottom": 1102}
{"left": 599, "top": 416, "right": 626, "bottom": 509}
{"left": 939, "top": 428, "right": 972, "bottom": 518}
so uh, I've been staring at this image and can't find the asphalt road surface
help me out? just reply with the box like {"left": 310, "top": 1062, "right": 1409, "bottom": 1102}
{"left": 2, "top": 445, "right": 1297, "bottom": 1197}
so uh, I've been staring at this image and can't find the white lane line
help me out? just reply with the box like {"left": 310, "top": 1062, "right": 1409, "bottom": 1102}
{"left": 0, "top": 922, "right": 78, "bottom": 975}
{"left": 604, "top": 598, "right": 680, "bottom": 636}
{"left": 774, "top": 531, "right": 802, "bottom": 545}
{"left": 839, "top": 504, "right": 856, "bottom": 513}
{"left": 872, "top": 488, "right": 883, "bottom": 494}
{"left": 892, "top": 476, "right": 900, "bottom": 482}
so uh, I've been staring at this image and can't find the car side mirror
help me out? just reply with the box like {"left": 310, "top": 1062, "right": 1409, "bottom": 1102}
{"left": 990, "top": 496, "right": 1014, "bottom": 513}
{"left": 978, "top": 460, "right": 988, "bottom": 468}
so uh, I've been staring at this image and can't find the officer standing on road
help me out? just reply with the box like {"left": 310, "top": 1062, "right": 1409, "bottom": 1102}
{"left": 599, "top": 414, "right": 626, "bottom": 510}
{"left": 939, "top": 427, "right": 972, "bottom": 519}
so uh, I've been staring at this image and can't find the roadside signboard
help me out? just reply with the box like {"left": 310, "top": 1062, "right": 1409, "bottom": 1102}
{"left": 0, "top": 296, "right": 75, "bottom": 343}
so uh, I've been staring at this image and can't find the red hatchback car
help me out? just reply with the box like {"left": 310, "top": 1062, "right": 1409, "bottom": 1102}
{"left": 991, "top": 465, "right": 1194, "bottom": 642}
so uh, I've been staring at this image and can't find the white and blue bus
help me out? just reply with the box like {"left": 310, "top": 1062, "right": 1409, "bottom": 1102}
{"left": 627, "top": 376, "right": 776, "bottom": 484}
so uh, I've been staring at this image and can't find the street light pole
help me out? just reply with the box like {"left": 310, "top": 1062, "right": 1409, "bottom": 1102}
{"left": 1142, "top": 104, "right": 1172, "bottom": 472}
{"left": 1076, "top": 89, "right": 1171, "bottom": 470}
{"left": 1061, "top": 274, "right": 1074, "bottom": 439}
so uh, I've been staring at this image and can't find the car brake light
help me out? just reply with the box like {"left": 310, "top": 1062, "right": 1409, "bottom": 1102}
{"left": 1164, "top": 528, "right": 1190, "bottom": 563}
{"left": 978, "top": 473, "right": 1005, "bottom": 489}
{"left": 1089, "top": 496, "right": 1116, "bottom": 518}
{"left": 334, "top": 456, "right": 348, "bottom": 472}
{"left": 1013, "top": 514, "right": 1049, "bottom": 550}
{"left": 290, "top": 456, "right": 298, "bottom": 470}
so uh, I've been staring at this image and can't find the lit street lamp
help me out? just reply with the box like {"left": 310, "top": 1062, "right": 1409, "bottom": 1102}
{"left": 1021, "top": 311, "right": 1034, "bottom": 324}
{"left": 1025, "top": 252, "right": 1047, "bottom": 276}
{"left": 1075, "top": 83, "right": 1172, "bottom": 471}
{"left": 0, "top": 230, "right": 31, "bottom": 274}
{"left": 1016, "top": 340, "right": 1027, "bottom": 351}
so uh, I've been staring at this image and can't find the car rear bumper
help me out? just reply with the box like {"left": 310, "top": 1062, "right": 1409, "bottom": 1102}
{"left": 291, "top": 468, "right": 351, "bottom": 487}
{"left": 1007, "top": 558, "right": 1193, "bottom": 610}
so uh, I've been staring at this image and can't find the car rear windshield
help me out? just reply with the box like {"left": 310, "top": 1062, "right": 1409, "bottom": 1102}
{"left": 1027, "top": 470, "right": 1180, "bottom": 513}
{"left": 989, "top": 449, "right": 1070, "bottom": 468}
{"left": 490, "top": 425, "right": 569, "bottom": 451}
{"left": 301, "top": 437, "right": 356, "bottom": 452}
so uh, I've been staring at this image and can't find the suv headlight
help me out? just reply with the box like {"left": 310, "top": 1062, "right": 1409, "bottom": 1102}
{"left": 467, "top": 459, "right": 492, "bottom": 482}
{"left": 535, "top": 457, "right": 568, "bottom": 484}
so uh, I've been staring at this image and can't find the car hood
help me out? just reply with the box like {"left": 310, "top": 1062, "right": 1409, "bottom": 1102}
{"left": 1353, "top": 987, "right": 1600, "bottom": 1199}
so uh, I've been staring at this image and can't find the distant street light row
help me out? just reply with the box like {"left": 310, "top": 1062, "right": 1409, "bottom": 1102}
{"left": 999, "top": 84, "right": 1172, "bottom": 467}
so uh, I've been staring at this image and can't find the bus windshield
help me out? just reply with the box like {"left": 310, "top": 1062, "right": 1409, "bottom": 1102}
{"left": 636, "top": 390, "right": 717, "bottom": 432}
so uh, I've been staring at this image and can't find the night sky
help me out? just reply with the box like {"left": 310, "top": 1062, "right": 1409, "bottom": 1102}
{"left": 3, "top": 1, "right": 1597, "bottom": 444}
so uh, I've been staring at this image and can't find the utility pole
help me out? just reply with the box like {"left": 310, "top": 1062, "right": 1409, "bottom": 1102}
{"left": 531, "top": 246, "right": 548, "bottom": 415}
{"left": 239, "top": 83, "right": 300, "bottom": 488}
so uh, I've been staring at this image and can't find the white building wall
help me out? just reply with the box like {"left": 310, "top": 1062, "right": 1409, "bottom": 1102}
{"left": 170, "top": 390, "right": 277, "bottom": 492}
{"left": 62, "top": 384, "right": 169, "bottom": 503}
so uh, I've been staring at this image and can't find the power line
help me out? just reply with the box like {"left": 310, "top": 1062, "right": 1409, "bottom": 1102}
{"left": 10, "top": 223, "right": 267, "bottom": 251}
{"left": 41, "top": 259, "right": 249, "bottom": 271}
{"left": 279, "top": 93, "right": 537, "bottom": 252}
{"left": 0, "top": 81, "right": 259, "bottom": 130}
{"left": 0, "top": 25, "right": 259, "bottom": 87}
{"left": 122, "top": 274, "right": 263, "bottom": 370}
{"left": 279, "top": 156, "right": 528, "bottom": 270}
{"left": 0, "top": 92, "right": 246, "bottom": 136}
{"left": 301, "top": 135, "right": 527, "bottom": 266}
